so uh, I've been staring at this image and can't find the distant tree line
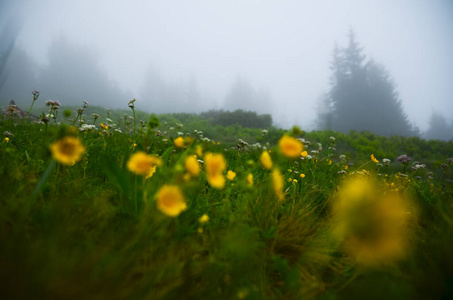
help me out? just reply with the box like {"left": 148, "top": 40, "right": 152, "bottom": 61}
{"left": 200, "top": 109, "right": 272, "bottom": 129}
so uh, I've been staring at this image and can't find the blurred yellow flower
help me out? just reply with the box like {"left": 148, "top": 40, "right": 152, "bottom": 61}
{"left": 371, "top": 154, "right": 379, "bottom": 163}
{"left": 155, "top": 185, "right": 187, "bottom": 217}
{"left": 100, "top": 123, "right": 108, "bottom": 130}
{"left": 227, "top": 170, "right": 236, "bottom": 181}
{"left": 208, "top": 173, "right": 226, "bottom": 189}
{"left": 205, "top": 153, "right": 226, "bottom": 189}
{"left": 300, "top": 173, "right": 305, "bottom": 178}
{"left": 332, "top": 176, "right": 416, "bottom": 267}
{"left": 50, "top": 136, "right": 86, "bottom": 165}
{"left": 272, "top": 169, "right": 284, "bottom": 200}
{"left": 292, "top": 179, "right": 298, "bottom": 183}
{"left": 260, "top": 151, "right": 273, "bottom": 170}
{"left": 247, "top": 173, "right": 254, "bottom": 186}
{"left": 195, "top": 145, "right": 203, "bottom": 157}
{"left": 174, "top": 136, "right": 184, "bottom": 148}
{"left": 127, "top": 151, "right": 162, "bottom": 176}
{"left": 199, "top": 214, "right": 209, "bottom": 223}
{"left": 145, "top": 166, "right": 157, "bottom": 179}
{"left": 205, "top": 153, "right": 226, "bottom": 175}
{"left": 301, "top": 151, "right": 308, "bottom": 157}
{"left": 278, "top": 135, "right": 304, "bottom": 158}
{"left": 344, "top": 165, "right": 348, "bottom": 170}
{"left": 4, "top": 137, "right": 9, "bottom": 143}
{"left": 185, "top": 155, "right": 200, "bottom": 177}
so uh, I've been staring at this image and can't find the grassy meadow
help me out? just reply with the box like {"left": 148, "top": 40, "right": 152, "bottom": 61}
{"left": 1, "top": 98, "right": 453, "bottom": 299}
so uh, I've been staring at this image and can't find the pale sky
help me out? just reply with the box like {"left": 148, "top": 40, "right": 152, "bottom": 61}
{"left": 4, "top": 0, "right": 453, "bottom": 130}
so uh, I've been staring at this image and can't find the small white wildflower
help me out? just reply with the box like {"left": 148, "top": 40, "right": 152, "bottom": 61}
{"left": 80, "top": 124, "right": 96, "bottom": 131}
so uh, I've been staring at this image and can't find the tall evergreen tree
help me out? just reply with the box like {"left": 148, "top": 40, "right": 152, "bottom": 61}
{"left": 323, "top": 30, "right": 416, "bottom": 136}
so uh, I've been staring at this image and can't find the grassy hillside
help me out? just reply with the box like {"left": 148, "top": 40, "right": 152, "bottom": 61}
{"left": 1, "top": 100, "right": 452, "bottom": 299}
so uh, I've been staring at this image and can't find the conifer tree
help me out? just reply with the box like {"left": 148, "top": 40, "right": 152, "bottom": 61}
{"left": 322, "top": 30, "right": 416, "bottom": 136}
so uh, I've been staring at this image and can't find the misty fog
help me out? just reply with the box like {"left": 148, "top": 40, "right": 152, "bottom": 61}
{"left": 1, "top": 0, "right": 452, "bottom": 139}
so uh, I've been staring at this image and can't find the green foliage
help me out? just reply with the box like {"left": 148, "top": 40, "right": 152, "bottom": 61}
{"left": 1, "top": 105, "right": 453, "bottom": 299}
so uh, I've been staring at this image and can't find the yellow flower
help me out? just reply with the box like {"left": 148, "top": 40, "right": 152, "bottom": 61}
{"left": 205, "top": 153, "right": 226, "bottom": 175}
{"left": 329, "top": 160, "right": 332, "bottom": 165}
{"left": 155, "top": 185, "right": 187, "bottom": 217}
{"left": 292, "top": 179, "right": 298, "bottom": 183}
{"left": 300, "top": 173, "right": 305, "bottom": 178}
{"left": 174, "top": 136, "right": 184, "bottom": 148}
{"left": 208, "top": 173, "right": 226, "bottom": 189}
{"left": 4, "top": 137, "right": 9, "bottom": 143}
{"left": 345, "top": 165, "right": 348, "bottom": 170}
{"left": 301, "top": 150, "right": 308, "bottom": 157}
{"left": 195, "top": 145, "right": 203, "bottom": 157}
{"left": 272, "top": 169, "right": 284, "bottom": 200}
{"left": 227, "top": 170, "right": 236, "bottom": 181}
{"left": 332, "top": 176, "right": 416, "bottom": 267}
{"left": 199, "top": 214, "right": 209, "bottom": 223}
{"left": 205, "top": 153, "right": 227, "bottom": 189}
{"left": 246, "top": 173, "right": 254, "bottom": 186}
{"left": 127, "top": 151, "right": 162, "bottom": 176}
{"left": 100, "top": 123, "right": 108, "bottom": 130}
{"left": 260, "top": 151, "right": 273, "bottom": 170}
{"left": 145, "top": 166, "right": 157, "bottom": 179}
{"left": 50, "top": 136, "right": 86, "bottom": 165}
{"left": 185, "top": 155, "right": 200, "bottom": 177}
{"left": 371, "top": 154, "right": 379, "bottom": 163}
{"left": 278, "top": 135, "right": 304, "bottom": 159}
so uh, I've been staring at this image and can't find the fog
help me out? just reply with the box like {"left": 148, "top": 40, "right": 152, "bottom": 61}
{"left": 1, "top": 0, "right": 453, "bottom": 133}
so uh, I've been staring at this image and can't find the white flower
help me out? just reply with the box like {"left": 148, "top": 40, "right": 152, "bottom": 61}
{"left": 79, "top": 124, "right": 97, "bottom": 131}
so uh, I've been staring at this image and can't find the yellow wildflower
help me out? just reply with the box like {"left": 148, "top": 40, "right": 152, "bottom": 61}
{"left": 127, "top": 151, "right": 162, "bottom": 176}
{"left": 272, "top": 169, "right": 284, "bottom": 200}
{"left": 155, "top": 185, "right": 187, "bottom": 217}
{"left": 100, "top": 123, "right": 108, "bottom": 130}
{"left": 50, "top": 136, "right": 86, "bottom": 165}
{"left": 301, "top": 150, "right": 308, "bottom": 157}
{"left": 199, "top": 214, "right": 209, "bottom": 223}
{"left": 371, "top": 154, "right": 379, "bottom": 163}
{"left": 247, "top": 173, "right": 254, "bottom": 186}
{"left": 300, "top": 173, "right": 305, "bottom": 178}
{"left": 227, "top": 170, "right": 236, "bottom": 181}
{"left": 185, "top": 155, "right": 200, "bottom": 177}
{"left": 195, "top": 145, "right": 203, "bottom": 157}
{"left": 205, "top": 153, "right": 226, "bottom": 189}
{"left": 278, "top": 135, "right": 304, "bottom": 159}
{"left": 4, "top": 137, "right": 9, "bottom": 143}
{"left": 145, "top": 166, "right": 157, "bottom": 179}
{"left": 293, "top": 179, "right": 298, "bottom": 183}
{"left": 174, "top": 136, "right": 184, "bottom": 148}
{"left": 345, "top": 165, "right": 348, "bottom": 170}
{"left": 329, "top": 160, "right": 332, "bottom": 165}
{"left": 332, "top": 176, "right": 416, "bottom": 267}
{"left": 260, "top": 151, "right": 273, "bottom": 170}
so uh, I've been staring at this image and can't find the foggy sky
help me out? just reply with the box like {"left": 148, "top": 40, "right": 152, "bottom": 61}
{"left": 4, "top": 0, "right": 453, "bottom": 130}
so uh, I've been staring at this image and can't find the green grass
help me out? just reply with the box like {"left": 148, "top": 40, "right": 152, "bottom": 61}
{"left": 1, "top": 102, "right": 452, "bottom": 299}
